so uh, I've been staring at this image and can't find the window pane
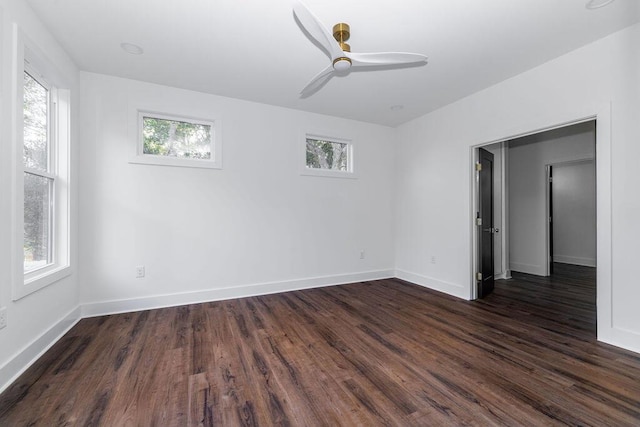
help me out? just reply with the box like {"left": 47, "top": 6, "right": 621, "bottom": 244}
{"left": 23, "top": 72, "right": 49, "bottom": 172}
{"left": 142, "top": 116, "right": 212, "bottom": 160}
{"left": 24, "top": 172, "right": 53, "bottom": 272}
{"left": 306, "top": 138, "right": 348, "bottom": 171}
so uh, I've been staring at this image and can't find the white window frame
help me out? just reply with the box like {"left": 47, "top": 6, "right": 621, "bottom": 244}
{"left": 301, "top": 132, "right": 356, "bottom": 179}
{"left": 130, "top": 111, "right": 221, "bottom": 169}
{"left": 12, "top": 27, "right": 71, "bottom": 300}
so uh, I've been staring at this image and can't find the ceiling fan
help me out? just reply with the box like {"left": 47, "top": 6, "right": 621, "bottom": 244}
{"left": 293, "top": 1, "right": 428, "bottom": 96}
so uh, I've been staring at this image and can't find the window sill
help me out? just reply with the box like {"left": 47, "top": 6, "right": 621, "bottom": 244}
{"left": 300, "top": 168, "right": 358, "bottom": 179}
{"left": 129, "top": 156, "right": 222, "bottom": 170}
{"left": 14, "top": 264, "right": 72, "bottom": 301}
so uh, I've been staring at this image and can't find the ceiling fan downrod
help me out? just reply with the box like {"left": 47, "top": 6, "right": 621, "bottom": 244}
{"left": 332, "top": 23, "right": 352, "bottom": 71}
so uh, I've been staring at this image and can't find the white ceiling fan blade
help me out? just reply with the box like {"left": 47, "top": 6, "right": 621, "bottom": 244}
{"left": 349, "top": 52, "right": 428, "bottom": 68}
{"left": 293, "top": 1, "right": 344, "bottom": 60}
{"left": 300, "top": 65, "right": 335, "bottom": 97}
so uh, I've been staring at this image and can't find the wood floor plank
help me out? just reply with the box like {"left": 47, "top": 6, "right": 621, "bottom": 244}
{"left": 2, "top": 263, "right": 639, "bottom": 426}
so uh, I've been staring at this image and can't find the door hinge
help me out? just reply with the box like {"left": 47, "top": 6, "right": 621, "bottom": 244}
{"left": 549, "top": 176, "right": 553, "bottom": 183}
{"left": 476, "top": 272, "right": 482, "bottom": 281}
{"left": 476, "top": 217, "right": 482, "bottom": 226}
{"left": 475, "top": 162, "right": 482, "bottom": 171}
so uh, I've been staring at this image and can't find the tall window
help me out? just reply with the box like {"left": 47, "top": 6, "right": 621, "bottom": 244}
{"left": 14, "top": 42, "right": 71, "bottom": 300}
{"left": 23, "top": 69, "right": 53, "bottom": 273}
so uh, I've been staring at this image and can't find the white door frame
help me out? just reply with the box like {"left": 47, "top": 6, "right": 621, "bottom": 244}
{"left": 469, "top": 103, "right": 611, "bottom": 345}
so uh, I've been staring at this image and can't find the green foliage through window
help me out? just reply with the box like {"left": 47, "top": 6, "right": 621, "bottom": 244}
{"left": 306, "top": 138, "right": 348, "bottom": 171}
{"left": 142, "top": 116, "right": 212, "bottom": 160}
{"left": 23, "top": 72, "right": 48, "bottom": 171}
{"left": 23, "top": 70, "right": 52, "bottom": 272}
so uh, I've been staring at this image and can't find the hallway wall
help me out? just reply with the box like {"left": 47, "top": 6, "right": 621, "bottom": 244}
{"left": 508, "top": 122, "right": 595, "bottom": 276}
{"left": 552, "top": 160, "right": 596, "bottom": 267}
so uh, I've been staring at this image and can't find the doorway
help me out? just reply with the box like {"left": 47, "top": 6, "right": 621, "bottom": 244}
{"left": 473, "top": 120, "right": 597, "bottom": 308}
{"left": 470, "top": 105, "right": 612, "bottom": 345}
{"left": 546, "top": 159, "right": 596, "bottom": 275}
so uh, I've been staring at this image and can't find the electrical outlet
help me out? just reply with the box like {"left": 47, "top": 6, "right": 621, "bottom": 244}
{"left": 0, "top": 307, "right": 7, "bottom": 330}
{"left": 136, "top": 265, "right": 145, "bottom": 278}
{"left": 360, "top": 250, "right": 365, "bottom": 259}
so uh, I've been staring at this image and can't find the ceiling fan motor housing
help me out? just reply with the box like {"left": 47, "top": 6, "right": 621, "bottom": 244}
{"left": 332, "top": 57, "right": 352, "bottom": 71}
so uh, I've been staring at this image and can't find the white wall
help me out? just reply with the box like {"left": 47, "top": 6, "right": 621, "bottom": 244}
{"left": 508, "top": 122, "right": 595, "bottom": 275}
{"left": 78, "top": 72, "right": 396, "bottom": 314}
{"left": 0, "top": 0, "right": 79, "bottom": 392}
{"left": 395, "top": 23, "right": 640, "bottom": 352}
{"left": 553, "top": 160, "right": 597, "bottom": 267}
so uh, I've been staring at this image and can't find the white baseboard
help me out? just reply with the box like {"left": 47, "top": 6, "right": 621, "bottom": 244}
{"left": 0, "top": 306, "right": 81, "bottom": 394}
{"left": 553, "top": 255, "right": 596, "bottom": 267}
{"left": 394, "top": 269, "right": 470, "bottom": 300}
{"left": 82, "top": 269, "right": 395, "bottom": 318}
{"left": 495, "top": 270, "right": 512, "bottom": 280}
{"left": 599, "top": 325, "right": 640, "bottom": 355}
{"left": 510, "top": 262, "right": 546, "bottom": 276}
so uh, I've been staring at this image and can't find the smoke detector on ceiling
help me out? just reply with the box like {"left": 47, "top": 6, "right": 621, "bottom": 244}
{"left": 120, "top": 42, "right": 144, "bottom": 55}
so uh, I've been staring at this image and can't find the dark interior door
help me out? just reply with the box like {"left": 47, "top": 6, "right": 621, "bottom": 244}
{"left": 478, "top": 148, "right": 494, "bottom": 298}
{"left": 548, "top": 165, "right": 554, "bottom": 275}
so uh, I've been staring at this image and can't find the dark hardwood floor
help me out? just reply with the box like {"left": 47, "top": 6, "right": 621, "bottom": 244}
{"left": 2, "top": 263, "right": 639, "bottom": 426}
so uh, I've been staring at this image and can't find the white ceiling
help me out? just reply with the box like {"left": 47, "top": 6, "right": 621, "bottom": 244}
{"left": 26, "top": 0, "right": 640, "bottom": 127}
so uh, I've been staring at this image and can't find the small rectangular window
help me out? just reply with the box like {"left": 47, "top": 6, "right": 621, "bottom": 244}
{"left": 306, "top": 138, "right": 348, "bottom": 171}
{"left": 131, "top": 111, "right": 221, "bottom": 169}
{"left": 302, "top": 133, "right": 355, "bottom": 178}
{"left": 142, "top": 116, "right": 211, "bottom": 160}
